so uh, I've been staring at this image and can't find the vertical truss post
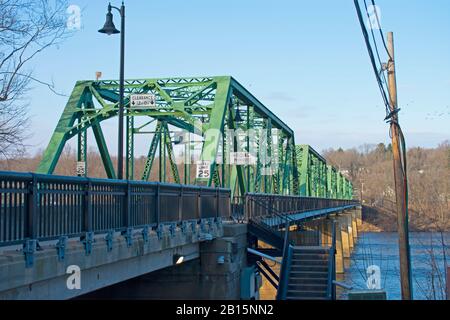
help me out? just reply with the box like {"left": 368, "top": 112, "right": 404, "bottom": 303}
{"left": 246, "top": 105, "right": 250, "bottom": 193}
{"left": 291, "top": 139, "right": 299, "bottom": 195}
{"left": 254, "top": 128, "right": 262, "bottom": 193}
{"left": 281, "top": 137, "right": 291, "bottom": 195}
{"left": 159, "top": 121, "right": 163, "bottom": 182}
{"left": 77, "top": 116, "right": 87, "bottom": 177}
{"left": 247, "top": 105, "right": 256, "bottom": 192}
{"left": 221, "top": 127, "right": 226, "bottom": 188}
{"left": 185, "top": 132, "right": 191, "bottom": 185}
{"left": 126, "top": 113, "right": 134, "bottom": 180}
{"left": 264, "top": 119, "right": 273, "bottom": 193}
{"left": 296, "top": 145, "right": 309, "bottom": 196}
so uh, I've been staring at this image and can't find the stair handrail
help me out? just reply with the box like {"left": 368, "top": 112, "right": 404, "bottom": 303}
{"left": 326, "top": 220, "right": 337, "bottom": 300}
{"left": 247, "top": 196, "right": 297, "bottom": 240}
{"left": 246, "top": 196, "right": 296, "bottom": 225}
{"left": 276, "top": 217, "right": 294, "bottom": 300}
{"left": 246, "top": 195, "right": 296, "bottom": 300}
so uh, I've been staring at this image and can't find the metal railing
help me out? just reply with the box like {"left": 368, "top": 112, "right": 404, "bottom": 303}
{"left": 244, "top": 193, "right": 358, "bottom": 221}
{"left": 276, "top": 218, "right": 294, "bottom": 300}
{"left": 0, "top": 171, "right": 231, "bottom": 246}
{"left": 243, "top": 195, "right": 294, "bottom": 300}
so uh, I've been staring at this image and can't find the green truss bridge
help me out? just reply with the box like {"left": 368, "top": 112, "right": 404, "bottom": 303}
{"left": 36, "top": 75, "right": 353, "bottom": 200}
{"left": 0, "top": 76, "right": 360, "bottom": 300}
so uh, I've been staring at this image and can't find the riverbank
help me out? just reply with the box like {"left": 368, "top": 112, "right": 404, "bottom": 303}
{"left": 361, "top": 205, "right": 450, "bottom": 232}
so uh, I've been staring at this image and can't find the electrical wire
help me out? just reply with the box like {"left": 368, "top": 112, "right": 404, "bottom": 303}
{"left": 363, "top": 0, "right": 389, "bottom": 88}
{"left": 370, "top": 0, "right": 393, "bottom": 62}
{"left": 353, "top": 0, "right": 391, "bottom": 117}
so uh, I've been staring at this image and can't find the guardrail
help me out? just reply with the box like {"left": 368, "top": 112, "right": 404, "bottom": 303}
{"left": 0, "top": 171, "right": 231, "bottom": 247}
{"left": 244, "top": 193, "right": 358, "bottom": 221}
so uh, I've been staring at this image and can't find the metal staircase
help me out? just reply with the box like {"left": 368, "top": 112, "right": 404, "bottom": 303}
{"left": 284, "top": 246, "right": 334, "bottom": 300}
{"left": 245, "top": 195, "right": 337, "bottom": 300}
{"left": 277, "top": 223, "right": 337, "bottom": 300}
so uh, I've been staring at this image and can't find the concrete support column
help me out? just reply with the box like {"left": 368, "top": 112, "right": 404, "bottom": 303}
{"left": 355, "top": 206, "right": 363, "bottom": 227}
{"left": 320, "top": 220, "right": 327, "bottom": 246}
{"left": 340, "top": 215, "right": 351, "bottom": 258}
{"left": 320, "top": 219, "right": 333, "bottom": 247}
{"left": 347, "top": 213, "right": 354, "bottom": 250}
{"left": 334, "top": 216, "right": 345, "bottom": 274}
{"left": 352, "top": 210, "right": 358, "bottom": 240}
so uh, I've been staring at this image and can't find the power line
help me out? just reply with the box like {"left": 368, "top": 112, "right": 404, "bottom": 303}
{"left": 363, "top": 0, "right": 389, "bottom": 87}
{"left": 353, "top": 0, "right": 391, "bottom": 117}
{"left": 370, "top": 0, "right": 393, "bottom": 61}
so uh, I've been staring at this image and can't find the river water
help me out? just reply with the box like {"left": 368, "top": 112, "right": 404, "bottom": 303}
{"left": 340, "top": 232, "right": 450, "bottom": 300}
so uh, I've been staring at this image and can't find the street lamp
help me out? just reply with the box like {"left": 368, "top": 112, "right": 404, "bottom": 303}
{"left": 99, "top": 2, "right": 125, "bottom": 179}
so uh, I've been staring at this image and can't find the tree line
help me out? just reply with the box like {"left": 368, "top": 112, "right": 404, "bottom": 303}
{"left": 323, "top": 141, "right": 450, "bottom": 232}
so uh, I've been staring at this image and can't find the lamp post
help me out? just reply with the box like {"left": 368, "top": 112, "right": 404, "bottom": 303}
{"left": 99, "top": 2, "right": 125, "bottom": 179}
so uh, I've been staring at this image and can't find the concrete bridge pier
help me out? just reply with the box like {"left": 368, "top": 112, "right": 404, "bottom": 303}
{"left": 355, "top": 206, "right": 363, "bottom": 228}
{"left": 351, "top": 209, "right": 359, "bottom": 240}
{"left": 347, "top": 213, "right": 355, "bottom": 251}
{"left": 338, "top": 214, "right": 351, "bottom": 259}
{"left": 333, "top": 215, "right": 345, "bottom": 274}
{"left": 320, "top": 219, "right": 330, "bottom": 247}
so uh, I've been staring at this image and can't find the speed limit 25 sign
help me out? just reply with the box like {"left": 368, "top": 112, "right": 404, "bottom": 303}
{"left": 196, "top": 160, "right": 211, "bottom": 179}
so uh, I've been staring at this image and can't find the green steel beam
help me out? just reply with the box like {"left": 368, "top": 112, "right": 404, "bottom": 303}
{"left": 37, "top": 75, "right": 352, "bottom": 200}
{"left": 37, "top": 82, "right": 89, "bottom": 174}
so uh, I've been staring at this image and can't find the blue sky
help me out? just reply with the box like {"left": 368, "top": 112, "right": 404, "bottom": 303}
{"left": 27, "top": 0, "right": 450, "bottom": 155}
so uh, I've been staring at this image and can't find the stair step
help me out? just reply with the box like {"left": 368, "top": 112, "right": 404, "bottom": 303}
{"left": 287, "top": 296, "right": 328, "bottom": 300}
{"left": 289, "top": 277, "right": 328, "bottom": 285}
{"left": 289, "top": 271, "right": 328, "bottom": 278}
{"left": 291, "top": 259, "right": 329, "bottom": 266}
{"left": 290, "top": 265, "right": 329, "bottom": 272}
{"left": 288, "top": 283, "right": 328, "bottom": 291}
{"left": 286, "top": 290, "right": 328, "bottom": 298}
{"left": 293, "top": 251, "right": 329, "bottom": 256}
{"left": 292, "top": 252, "right": 329, "bottom": 260}
{"left": 293, "top": 246, "right": 328, "bottom": 253}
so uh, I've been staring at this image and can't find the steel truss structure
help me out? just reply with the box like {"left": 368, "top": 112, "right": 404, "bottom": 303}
{"left": 295, "top": 145, "right": 353, "bottom": 199}
{"left": 37, "top": 76, "right": 352, "bottom": 200}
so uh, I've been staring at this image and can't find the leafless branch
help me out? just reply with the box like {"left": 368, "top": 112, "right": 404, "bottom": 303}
{"left": 0, "top": 0, "right": 71, "bottom": 159}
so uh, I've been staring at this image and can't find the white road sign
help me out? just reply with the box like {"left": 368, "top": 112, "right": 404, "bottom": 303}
{"left": 130, "top": 94, "right": 156, "bottom": 109}
{"left": 196, "top": 160, "right": 211, "bottom": 179}
{"left": 229, "top": 152, "right": 256, "bottom": 165}
{"left": 76, "top": 161, "right": 85, "bottom": 176}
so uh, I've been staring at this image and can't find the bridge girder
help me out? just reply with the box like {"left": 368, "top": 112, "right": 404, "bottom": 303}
{"left": 37, "top": 76, "right": 299, "bottom": 199}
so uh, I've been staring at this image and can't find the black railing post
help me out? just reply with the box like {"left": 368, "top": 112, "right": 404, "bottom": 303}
{"left": 83, "top": 179, "right": 92, "bottom": 232}
{"left": 124, "top": 181, "right": 131, "bottom": 228}
{"left": 179, "top": 185, "right": 183, "bottom": 221}
{"left": 156, "top": 183, "right": 161, "bottom": 224}
{"left": 197, "top": 188, "right": 202, "bottom": 219}
{"left": 25, "top": 174, "right": 38, "bottom": 239}
{"left": 245, "top": 194, "right": 249, "bottom": 221}
{"left": 327, "top": 220, "right": 337, "bottom": 300}
{"left": 216, "top": 188, "right": 219, "bottom": 218}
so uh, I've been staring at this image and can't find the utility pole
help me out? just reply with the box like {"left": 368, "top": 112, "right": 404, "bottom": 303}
{"left": 386, "top": 31, "right": 413, "bottom": 300}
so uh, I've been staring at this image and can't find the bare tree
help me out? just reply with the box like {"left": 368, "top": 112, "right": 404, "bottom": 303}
{"left": 0, "top": 0, "right": 70, "bottom": 159}
{"left": 324, "top": 141, "right": 450, "bottom": 232}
